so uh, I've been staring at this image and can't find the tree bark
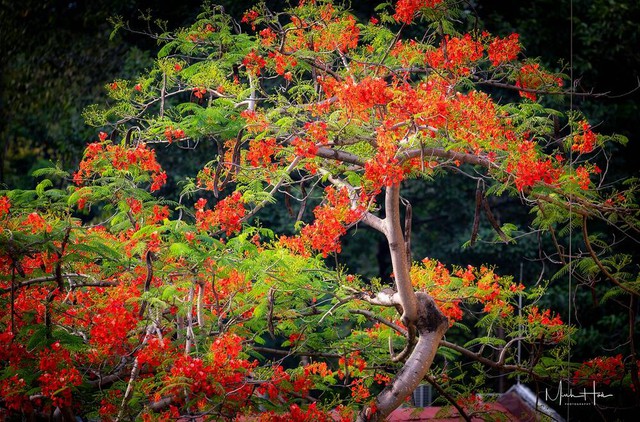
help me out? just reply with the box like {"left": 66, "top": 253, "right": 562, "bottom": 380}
{"left": 384, "top": 184, "right": 418, "bottom": 326}
{"left": 358, "top": 293, "right": 448, "bottom": 421}
{"left": 357, "top": 183, "right": 449, "bottom": 421}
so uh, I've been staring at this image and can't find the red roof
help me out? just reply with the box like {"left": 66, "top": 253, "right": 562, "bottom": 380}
{"left": 388, "top": 403, "right": 517, "bottom": 421}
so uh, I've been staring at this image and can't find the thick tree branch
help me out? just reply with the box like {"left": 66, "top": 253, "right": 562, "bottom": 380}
{"left": 315, "top": 147, "right": 366, "bottom": 166}
{"left": 397, "top": 147, "right": 492, "bottom": 167}
{"left": 385, "top": 184, "right": 418, "bottom": 326}
{"left": 360, "top": 293, "right": 448, "bottom": 422}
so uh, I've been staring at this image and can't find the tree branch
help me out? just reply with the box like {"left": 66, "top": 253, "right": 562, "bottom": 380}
{"left": 385, "top": 184, "right": 418, "bottom": 326}
{"left": 360, "top": 293, "right": 448, "bottom": 421}
{"left": 315, "top": 147, "right": 365, "bottom": 166}
{"left": 397, "top": 147, "right": 492, "bottom": 168}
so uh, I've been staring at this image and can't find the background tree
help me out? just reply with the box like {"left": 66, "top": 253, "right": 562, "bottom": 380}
{"left": 1, "top": 1, "right": 639, "bottom": 421}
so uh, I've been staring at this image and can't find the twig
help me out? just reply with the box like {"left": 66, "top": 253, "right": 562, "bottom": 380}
{"left": 582, "top": 217, "right": 636, "bottom": 295}
{"left": 425, "top": 373, "right": 472, "bottom": 422}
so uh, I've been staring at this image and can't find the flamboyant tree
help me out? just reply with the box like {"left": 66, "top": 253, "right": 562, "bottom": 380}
{"left": 1, "top": 1, "right": 639, "bottom": 421}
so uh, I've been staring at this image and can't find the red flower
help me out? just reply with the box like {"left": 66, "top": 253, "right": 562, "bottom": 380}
{"left": 241, "top": 9, "right": 259, "bottom": 31}
{"left": 291, "top": 136, "right": 318, "bottom": 158}
{"left": 573, "top": 354, "right": 625, "bottom": 386}
{"left": 487, "top": 33, "right": 520, "bottom": 66}
{"left": 515, "top": 63, "right": 563, "bottom": 101}
{"left": 151, "top": 204, "right": 170, "bottom": 224}
{"left": 572, "top": 121, "right": 598, "bottom": 154}
{"left": 247, "top": 137, "right": 280, "bottom": 167}
{"left": 394, "top": 0, "right": 444, "bottom": 25}
{"left": 528, "top": 306, "right": 563, "bottom": 326}
{"left": 0, "top": 196, "right": 10, "bottom": 217}
{"left": 195, "top": 192, "right": 246, "bottom": 235}
{"left": 150, "top": 172, "right": 167, "bottom": 192}
{"left": 426, "top": 34, "right": 484, "bottom": 75}
{"left": 259, "top": 28, "right": 277, "bottom": 47}
{"left": 508, "top": 140, "right": 561, "bottom": 191}
{"left": 127, "top": 197, "right": 143, "bottom": 214}
{"left": 243, "top": 50, "right": 267, "bottom": 75}
{"left": 575, "top": 166, "right": 591, "bottom": 190}
{"left": 193, "top": 87, "right": 207, "bottom": 99}
{"left": 25, "top": 212, "right": 52, "bottom": 234}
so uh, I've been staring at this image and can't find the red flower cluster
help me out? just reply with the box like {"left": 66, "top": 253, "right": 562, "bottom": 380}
{"left": 243, "top": 50, "right": 267, "bottom": 75}
{"left": 137, "top": 337, "right": 170, "bottom": 368}
{"left": 259, "top": 28, "right": 277, "bottom": 47}
{"left": 304, "top": 121, "right": 329, "bottom": 144}
{"left": 394, "top": 0, "right": 444, "bottom": 24}
{"left": 38, "top": 342, "right": 83, "bottom": 408}
{"left": 335, "top": 77, "right": 392, "bottom": 120}
{"left": 151, "top": 204, "right": 170, "bottom": 224}
{"left": 487, "top": 33, "right": 520, "bottom": 66}
{"left": 0, "top": 196, "right": 10, "bottom": 216}
{"left": 445, "top": 90, "right": 512, "bottom": 153}
{"left": 247, "top": 137, "right": 280, "bottom": 167}
{"left": 572, "top": 121, "right": 598, "bottom": 154}
{"left": 195, "top": 191, "right": 246, "bottom": 235}
{"left": 268, "top": 51, "right": 297, "bottom": 78}
{"left": 241, "top": 9, "right": 259, "bottom": 31}
{"left": 74, "top": 140, "right": 167, "bottom": 192}
{"left": 0, "top": 375, "right": 29, "bottom": 411}
{"left": 350, "top": 378, "right": 371, "bottom": 402}
{"left": 575, "top": 166, "right": 592, "bottom": 190}
{"left": 291, "top": 136, "right": 319, "bottom": 158}
{"left": 164, "top": 125, "right": 186, "bottom": 143}
{"left": 507, "top": 140, "right": 561, "bottom": 191}
{"left": 89, "top": 300, "right": 138, "bottom": 357}
{"left": 313, "top": 15, "right": 360, "bottom": 53}
{"left": 255, "top": 403, "right": 332, "bottom": 422}
{"left": 527, "top": 306, "right": 563, "bottom": 326}
{"left": 160, "top": 333, "right": 254, "bottom": 411}
{"left": 338, "top": 351, "right": 367, "bottom": 376}
{"left": 426, "top": 34, "right": 484, "bottom": 75}
{"left": 280, "top": 187, "right": 363, "bottom": 257}
{"left": 474, "top": 271, "right": 513, "bottom": 316}
{"left": 515, "top": 63, "right": 563, "bottom": 101}
{"left": 298, "top": 186, "right": 362, "bottom": 257}
{"left": 127, "top": 197, "right": 143, "bottom": 214}
{"left": 25, "top": 212, "right": 52, "bottom": 234}
{"left": 364, "top": 128, "right": 408, "bottom": 191}
{"left": 573, "top": 354, "right": 625, "bottom": 386}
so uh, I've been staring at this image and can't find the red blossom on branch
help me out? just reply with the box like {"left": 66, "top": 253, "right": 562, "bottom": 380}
{"left": 573, "top": 354, "right": 625, "bottom": 386}
{"left": 572, "top": 121, "right": 598, "bottom": 154}
{"left": 515, "top": 63, "right": 563, "bottom": 101}
{"left": 486, "top": 33, "right": 521, "bottom": 66}
{"left": 195, "top": 191, "right": 246, "bottom": 235}
{"left": 394, "top": 0, "right": 444, "bottom": 24}
{"left": 0, "top": 196, "right": 10, "bottom": 217}
{"left": 426, "top": 34, "right": 484, "bottom": 75}
{"left": 243, "top": 50, "right": 267, "bottom": 75}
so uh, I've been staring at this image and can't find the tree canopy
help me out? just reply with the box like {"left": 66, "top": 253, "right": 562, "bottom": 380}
{"left": 1, "top": 1, "right": 639, "bottom": 421}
